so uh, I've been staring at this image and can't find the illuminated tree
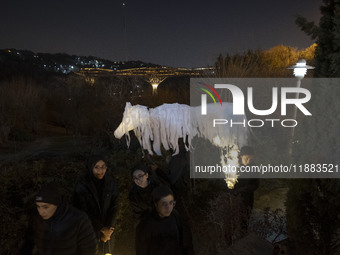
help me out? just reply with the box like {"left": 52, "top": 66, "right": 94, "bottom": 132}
{"left": 298, "top": 43, "right": 317, "bottom": 65}
{"left": 214, "top": 45, "right": 315, "bottom": 78}
{"left": 262, "top": 45, "right": 299, "bottom": 69}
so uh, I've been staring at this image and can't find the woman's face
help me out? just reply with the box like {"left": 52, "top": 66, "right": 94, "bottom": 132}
{"left": 155, "top": 195, "right": 175, "bottom": 218}
{"left": 36, "top": 202, "right": 57, "bottom": 220}
{"left": 132, "top": 170, "right": 149, "bottom": 188}
{"left": 241, "top": 154, "right": 254, "bottom": 166}
{"left": 92, "top": 160, "right": 107, "bottom": 179}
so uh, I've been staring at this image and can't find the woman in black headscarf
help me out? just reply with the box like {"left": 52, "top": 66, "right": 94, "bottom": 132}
{"left": 129, "top": 164, "right": 160, "bottom": 221}
{"left": 74, "top": 155, "right": 119, "bottom": 255}
{"left": 20, "top": 183, "right": 97, "bottom": 255}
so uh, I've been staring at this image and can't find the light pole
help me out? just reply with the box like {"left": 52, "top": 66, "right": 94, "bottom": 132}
{"left": 287, "top": 59, "right": 314, "bottom": 155}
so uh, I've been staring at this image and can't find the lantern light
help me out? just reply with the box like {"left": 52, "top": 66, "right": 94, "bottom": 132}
{"left": 287, "top": 59, "right": 314, "bottom": 78}
{"left": 287, "top": 59, "right": 314, "bottom": 155}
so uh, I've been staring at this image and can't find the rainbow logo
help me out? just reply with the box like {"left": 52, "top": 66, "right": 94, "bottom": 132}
{"left": 198, "top": 82, "right": 223, "bottom": 106}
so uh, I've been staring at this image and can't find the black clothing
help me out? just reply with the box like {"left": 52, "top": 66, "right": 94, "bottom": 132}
{"left": 87, "top": 155, "right": 106, "bottom": 173}
{"left": 168, "top": 150, "right": 189, "bottom": 187}
{"left": 20, "top": 202, "right": 97, "bottom": 255}
{"left": 92, "top": 176, "right": 104, "bottom": 201}
{"left": 136, "top": 210, "right": 194, "bottom": 255}
{"left": 129, "top": 180, "right": 158, "bottom": 220}
{"left": 234, "top": 159, "right": 260, "bottom": 210}
{"left": 73, "top": 173, "right": 119, "bottom": 238}
{"left": 226, "top": 164, "right": 259, "bottom": 240}
{"left": 232, "top": 178, "right": 259, "bottom": 210}
{"left": 35, "top": 183, "right": 62, "bottom": 206}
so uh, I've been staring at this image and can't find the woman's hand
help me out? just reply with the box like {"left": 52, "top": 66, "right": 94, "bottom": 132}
{"left": 100, "top": 227, "right": 114, "bottom": 242}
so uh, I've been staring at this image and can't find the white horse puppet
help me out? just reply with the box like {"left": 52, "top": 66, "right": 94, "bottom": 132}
{"left": 114, "top": 102, "right": 250, "bottom": 188}
{"left": 114, "top": 102, "right": 195, "bottom": 156}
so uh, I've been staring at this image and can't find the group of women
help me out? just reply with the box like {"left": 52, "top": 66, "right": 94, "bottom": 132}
{"left": 21, "top": 145, "right": 256, "bottom": 255}
{"left": 21, "top": 152, "right": 193, "bottom": 255}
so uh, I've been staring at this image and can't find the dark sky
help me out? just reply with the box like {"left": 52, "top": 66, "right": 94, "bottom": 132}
{"left": 1, "top": 0, "right": 321, "bottom": 68}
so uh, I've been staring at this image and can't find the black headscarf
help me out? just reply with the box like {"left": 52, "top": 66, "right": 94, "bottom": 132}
{"left": 87, "top": 154, "right": 106, "bottom": 199}
{"left": 87, "top": 155, "right": 106, "bottom": 174}
{"left": 35, "top": 183, "right": 62, "bottom": 206}
{"left": 130, "top": 163, "right": 150, "bottom": 178}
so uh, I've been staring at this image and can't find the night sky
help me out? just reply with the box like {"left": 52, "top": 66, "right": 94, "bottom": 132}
{"left": 1, "top": 0, "right": 321, "bottom": 68}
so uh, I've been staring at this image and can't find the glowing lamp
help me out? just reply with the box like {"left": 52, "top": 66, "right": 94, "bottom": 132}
{"left": 288, "top": 59, "right": 314, "bottom": 78}
{"left": 287, "top": 59, "right": 314, "bottom": 155}
{"left": 151, "top": 83, "right": 159, "bottom": 90}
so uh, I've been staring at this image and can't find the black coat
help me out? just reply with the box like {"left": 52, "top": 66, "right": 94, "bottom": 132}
{"left": 20, "top": 202, "right": 97, "bottom": 255}
{"left": 129, "top": 180, "right": 158, "bottom": 220}
{"left": 233, "top": 162, "right": 260, "bottom": 210}
{"left": 73, "top": 173, "right": 119, "bottom": 238}
{"left": 136, "top": 210, "right": 194, "bottom": 255}
{"left": 233, "top": 178, "right": 259, "bottom": 207}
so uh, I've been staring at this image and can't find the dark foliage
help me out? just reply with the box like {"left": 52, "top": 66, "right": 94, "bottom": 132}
{"left": 287, "top": 2, "right": 340, "bottom": 254}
